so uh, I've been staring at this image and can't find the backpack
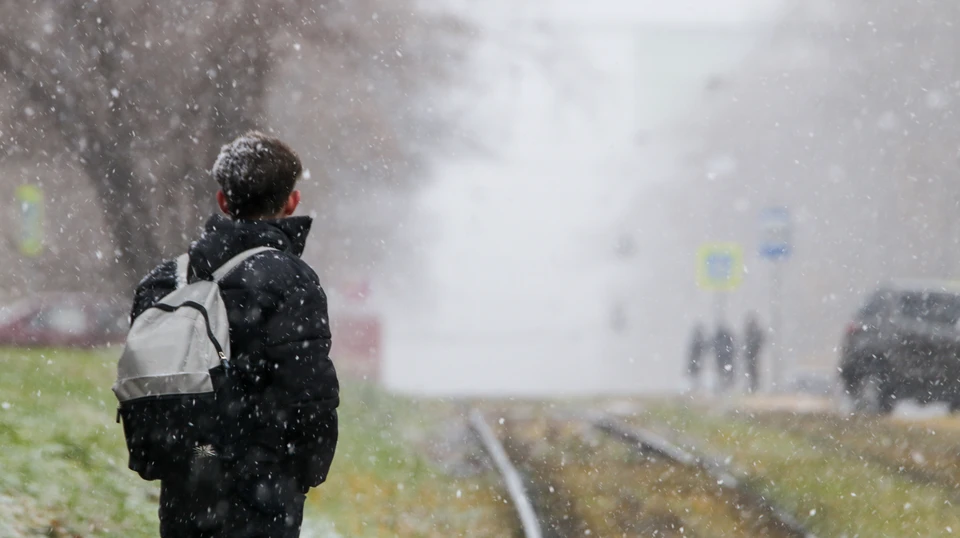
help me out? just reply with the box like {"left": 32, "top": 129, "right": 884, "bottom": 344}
{"left": 113, "top": 246, "right": 275, "bottom": 480}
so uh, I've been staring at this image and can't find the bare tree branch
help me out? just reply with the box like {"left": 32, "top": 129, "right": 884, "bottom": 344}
{"left": 0, "top": 0, "right": 461, "bottom": 290}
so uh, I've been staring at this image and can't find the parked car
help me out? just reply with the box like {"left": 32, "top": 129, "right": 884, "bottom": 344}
{"left": 840, "top": 280, "right": 960, "bottom": 414}
{"left": 0, "top": 293, "right": 128, "bottom": 348}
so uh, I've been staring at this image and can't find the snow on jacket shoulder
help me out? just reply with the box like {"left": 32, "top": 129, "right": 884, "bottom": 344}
{"left": 131, "top": 213, "right": 339, "bottom": 489}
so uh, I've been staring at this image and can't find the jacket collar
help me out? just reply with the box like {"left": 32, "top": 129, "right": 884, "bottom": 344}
{"left": 188, "top": 214, "right": 313, "bottom": 278}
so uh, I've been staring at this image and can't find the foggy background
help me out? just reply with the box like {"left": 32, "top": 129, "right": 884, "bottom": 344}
{"left": 4, "top": 0, "right": 960, "bottom": 395}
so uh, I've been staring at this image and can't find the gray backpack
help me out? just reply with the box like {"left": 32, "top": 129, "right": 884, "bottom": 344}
{"left": 113, "top": 246, "right": 274, "bottom": 479}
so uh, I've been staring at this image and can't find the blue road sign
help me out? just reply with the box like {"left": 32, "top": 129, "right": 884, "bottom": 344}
{"left": 759, "top": 206, "right": 791, "bottom": 260}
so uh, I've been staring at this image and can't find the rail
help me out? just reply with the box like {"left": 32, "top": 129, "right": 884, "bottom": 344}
{"left": 593, "top": 414, "right": 815, "bottom": 538}
{"left": 468, "top": 409, "right": 544, "bottom": 538}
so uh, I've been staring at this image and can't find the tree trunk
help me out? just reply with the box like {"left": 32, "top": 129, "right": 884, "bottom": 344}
{"left": 80, "top": 145, "right": 164, "bottom": 291}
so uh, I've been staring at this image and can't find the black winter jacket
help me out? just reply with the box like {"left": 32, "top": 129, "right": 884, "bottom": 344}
{"left": 132, "top": 214, "right": 339, "bottom": 490}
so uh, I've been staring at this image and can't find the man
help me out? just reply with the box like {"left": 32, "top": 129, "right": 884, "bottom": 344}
{"left": 131, "top": 132, "right": 339, "bottom": 538}
{"left": 714, "top": 324, "right": 736, "bottom": 392}
{"left": 687, "top": 323, "right": 707, "bottom": 391}
{"left": 743, "top": 313, "right": 765, "bottom": 393}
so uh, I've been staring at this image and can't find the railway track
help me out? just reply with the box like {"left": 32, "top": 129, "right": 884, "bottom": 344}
{"left": 468, "top": 410, "right": 543, "bottom": 538}
{"left": 592, "top": 414, "right": 814, "bottom": 538}
{"left": 468, "top": 407, "right": 815, "bottom": 538}
{"left": 468, "top": 409, "right": 595, "bottom": 538}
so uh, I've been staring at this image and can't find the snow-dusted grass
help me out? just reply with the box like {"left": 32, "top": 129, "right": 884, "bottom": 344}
{"left": 0, "top": 348, "right": 512, "bottom": 537}
{"left": 0, "top": 347, "right": 157, "bottom": 537}
{"left": 647, "top": 404, "right": 960, "bottom": 537}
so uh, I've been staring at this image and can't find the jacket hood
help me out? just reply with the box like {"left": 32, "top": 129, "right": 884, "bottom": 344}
{"left": 188, "top": 214, "right": 313, "bottom": 279}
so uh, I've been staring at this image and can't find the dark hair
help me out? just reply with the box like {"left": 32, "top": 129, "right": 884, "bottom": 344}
{"left": 211, "top": 131, "right": 303, "bottom": 219}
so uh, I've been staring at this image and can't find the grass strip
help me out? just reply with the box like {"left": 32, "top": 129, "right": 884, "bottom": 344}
{"left": 646, "top": 404, "right": 960, "bottom": 537}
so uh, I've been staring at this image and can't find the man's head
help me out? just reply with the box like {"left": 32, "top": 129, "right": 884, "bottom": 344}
{"left": 212, "top": 131, "right": 303, "bottom": 220}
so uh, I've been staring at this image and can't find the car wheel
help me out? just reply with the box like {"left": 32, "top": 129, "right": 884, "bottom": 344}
{"left": 855, "top": 372, "right": 895, "bottom": 415}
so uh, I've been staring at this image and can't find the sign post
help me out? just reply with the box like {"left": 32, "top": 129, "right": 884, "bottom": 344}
{"left": 759, "top": 207, "right": 791, "bottom": 392}
{"left": 696, "top": 243, "right": 743, "bottom": 393}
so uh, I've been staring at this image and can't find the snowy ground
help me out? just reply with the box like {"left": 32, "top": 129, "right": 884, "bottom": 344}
{"left": 8, "top": 345, "right": 960, "bottom": 536}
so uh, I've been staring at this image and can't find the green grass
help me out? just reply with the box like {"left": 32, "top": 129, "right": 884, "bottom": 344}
{"left": 0, "top": 348, "right": 513, "bottom": 537}
{"left": 0, "top": 347, "right": 156, "bottom": 537}
{"left": 646, "top": 404, "right": 960, "bottom": 538}
{"left": 750, "top": 411, "right": 960, "bottom": 488}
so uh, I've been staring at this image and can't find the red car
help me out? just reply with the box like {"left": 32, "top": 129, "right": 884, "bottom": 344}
{"left": 0, "top": 294, "right": 128, "bottom": 348}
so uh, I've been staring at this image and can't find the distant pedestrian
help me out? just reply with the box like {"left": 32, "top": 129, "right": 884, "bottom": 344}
{"left": 687, "top": 323, "right": 708, "bottom": 390}
{"left": 743, "top": 313, "right": 765, "bottom": 393}
{"left": 714, "top": 324, "right": 736, "bottom": 392}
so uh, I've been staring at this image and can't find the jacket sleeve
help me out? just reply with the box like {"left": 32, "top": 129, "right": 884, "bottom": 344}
{"left": 130, "top": 260, "right": 178, "bottom": 322}
{"left": 261, "top": 263, "right": 339, "bottom": 489}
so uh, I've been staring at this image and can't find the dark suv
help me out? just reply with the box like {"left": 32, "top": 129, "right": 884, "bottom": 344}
{"left": 840, "top": 280, "right": 960, "bottom": 414}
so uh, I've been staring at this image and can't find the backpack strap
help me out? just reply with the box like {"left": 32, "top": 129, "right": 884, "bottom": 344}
{"left": 212, "top": 246, "right": 278, "bottom": 282}
{"left": 175, "top": 253, "right": 190, "bottom": 289}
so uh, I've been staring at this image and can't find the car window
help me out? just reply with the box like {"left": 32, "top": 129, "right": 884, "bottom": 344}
{"left": 857, "top": 291, "right": 887, "bottom": 318}
{"left": 898, "top": 292, "right": 960, "bottom": 324}
{"left": 0, "top": 300, "right": 37, "bottom": 325}
{"left": 30, "top": 306, "right": 89, "bottom": 334}
{"left": 0, "top": 306, "right": 24, "bottom": 324}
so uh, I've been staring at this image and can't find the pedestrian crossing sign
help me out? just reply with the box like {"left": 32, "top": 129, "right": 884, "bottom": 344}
{"left": 696, "top": 243, "right": 743, "bottom": 291}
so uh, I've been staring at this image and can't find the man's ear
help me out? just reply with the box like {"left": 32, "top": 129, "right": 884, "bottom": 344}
{"left": 216, "top": 190, "right": 231, "bottom": 215}
{"left": 282, "top": 190, "right": 301, "bottom": 216}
